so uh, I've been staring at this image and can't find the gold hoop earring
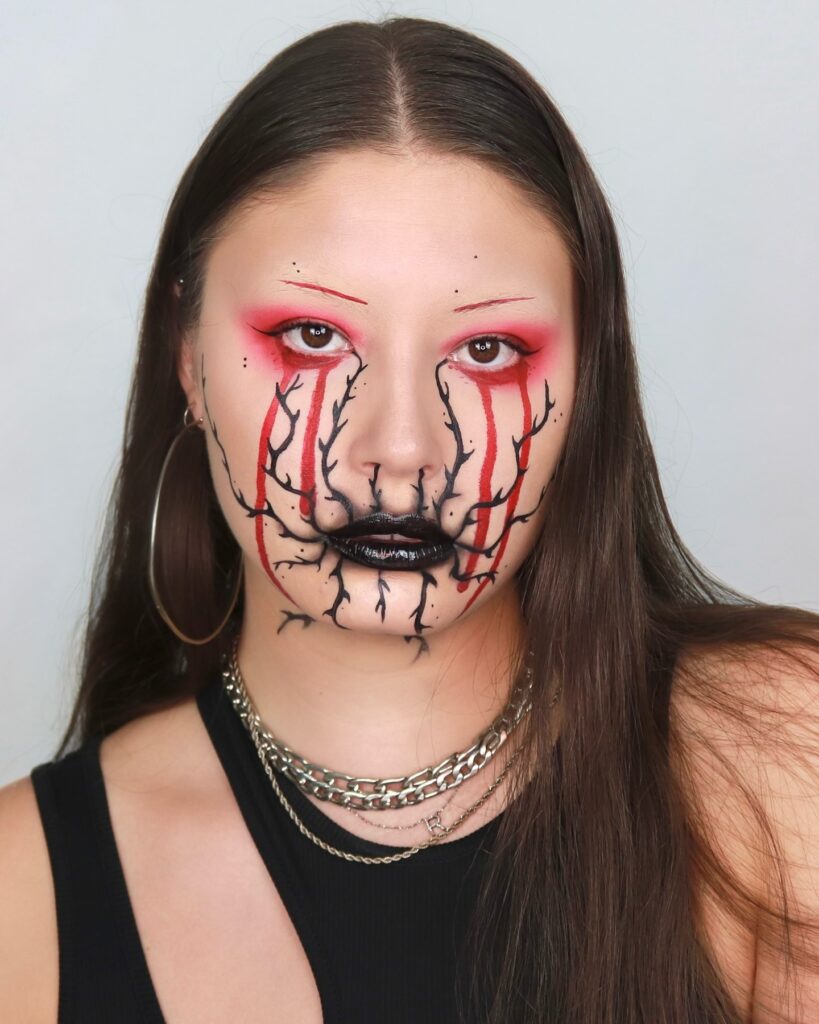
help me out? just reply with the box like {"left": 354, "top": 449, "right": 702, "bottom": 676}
{"left": 148, "top": 404, "right": 243, "bottom": 645}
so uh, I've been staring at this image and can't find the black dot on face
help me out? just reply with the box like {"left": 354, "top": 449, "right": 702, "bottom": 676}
{"left": 474, "top": 255, "right": 478, "bottom": 259}
{"left": 454, "top": 289, "right": 458, "bottom": 293}
{"left": 290, "top": 506, "right": 295, "bottom": 510}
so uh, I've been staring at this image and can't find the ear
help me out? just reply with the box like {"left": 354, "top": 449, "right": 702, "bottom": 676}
{"left": 176, "top": 329, "right": 202, "bottom": 421}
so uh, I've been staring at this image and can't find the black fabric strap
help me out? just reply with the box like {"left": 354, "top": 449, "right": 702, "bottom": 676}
{"left": 31, "top": 738, "right": 166, "bottom": 1023}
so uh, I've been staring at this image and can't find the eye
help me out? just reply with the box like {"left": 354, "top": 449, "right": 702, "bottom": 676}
{"left": 450, "top": 335, "right": 528, "bottom": 371}
{"left": 262, "top": 318, "right": 350, "bottom": 356}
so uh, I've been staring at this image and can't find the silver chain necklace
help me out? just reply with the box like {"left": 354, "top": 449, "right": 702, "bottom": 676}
{"left": 221, "top": 638, "right": 560, "bottom": 865}
{"left": 345, "top": 785, "right": 462, "bottom": 835}
{"left": 224, "top": 635, "right": 535, "bottom": 811}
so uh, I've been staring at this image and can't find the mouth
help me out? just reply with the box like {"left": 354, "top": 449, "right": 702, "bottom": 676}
{"left": 324, "top": 513, "right": 455, "bottom": 571}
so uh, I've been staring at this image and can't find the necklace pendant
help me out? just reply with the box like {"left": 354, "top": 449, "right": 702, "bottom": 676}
{"left": 423, "top": 810, "right": 445, "bottom": 835}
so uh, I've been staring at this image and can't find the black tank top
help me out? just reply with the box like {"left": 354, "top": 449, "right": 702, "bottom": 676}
{"left": 30, "top": 670, "right": 503, "bottom": 1023}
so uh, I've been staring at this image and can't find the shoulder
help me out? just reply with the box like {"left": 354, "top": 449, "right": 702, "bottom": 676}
{"left": 670, "top": 638, "right": 819, "bottom": 1021}
{"left": 0, "top": 772, "right": 59, "bottom": 1022}
{"left": 97, "top": 692, "right": 224, "bottom": 801}
{"left": 0, "top": 695, "right": 209, "bottom": 1023}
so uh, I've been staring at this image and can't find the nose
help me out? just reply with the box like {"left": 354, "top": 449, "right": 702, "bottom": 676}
{"left": 345, "top": 354, "right": 448, "bottom": 513}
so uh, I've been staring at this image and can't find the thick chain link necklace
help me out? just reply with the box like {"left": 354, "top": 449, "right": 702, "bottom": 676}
{"left": 224, "top": 635, "right": 535, "bottom": 811}
{"left": 221, "top": 638, "right": 557, "bottom": 865}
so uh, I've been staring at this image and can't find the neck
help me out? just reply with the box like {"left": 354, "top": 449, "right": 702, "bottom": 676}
{"left": 235, "top": 567, "right": 528, "bottom": 779}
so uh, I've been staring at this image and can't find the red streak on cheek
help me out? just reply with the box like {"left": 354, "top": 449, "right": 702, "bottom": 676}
{"left": 456, "top": 383, "right": 497, "bottom": 593}
{"left": 254, "top": 371, "right": 295, "bottom": 602}
{"left": 299, "top": 367, "right": 331, "bottom": 516}
{"left": 460, "top": 362, "right": 532, "bottom": 613}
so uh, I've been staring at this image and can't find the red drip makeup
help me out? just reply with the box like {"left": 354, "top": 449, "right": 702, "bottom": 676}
{"left": 254, "top": 375, "right": 296, "bottom": 602}
{"left": 203, "top": 297, "right": 559, "bottom": 654}
{"left": 299, "top": 366, "right": 331, "bottom": 516}
{"left": 457, "top": 381, "right": 498, "bottom": 592}
{"left": 459, "top": 365, "right": 534, "bottom": 614}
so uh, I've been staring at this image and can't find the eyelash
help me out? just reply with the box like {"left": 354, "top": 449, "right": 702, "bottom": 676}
{"left": 261, "top": 317, "right": 532, "bottom": 368}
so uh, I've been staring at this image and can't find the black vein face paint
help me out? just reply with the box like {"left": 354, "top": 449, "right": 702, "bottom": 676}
{"left": 201, "top": 298, "right": 561, "bottom": 660}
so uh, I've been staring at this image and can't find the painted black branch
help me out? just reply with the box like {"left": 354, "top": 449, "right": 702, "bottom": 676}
{"left": 403, "top": 635, "right": 430, "bottom": 661}
{"left": 202, "top": 369, "right": 317, "bottom": 544}
{"left": 431, "top": 359, "right": 474, "bottom": 523}
{"left": 262, "top": 377, "right": 334, "bottom": 541}
{"left": 277, "top": 611, "right": 315, "bottom": 635}
{"left": 317, "top": 355, "right": 366, "bottom": 523}
{"left": 409, "top": 570, "right": 437, "bottom": 634}
{"left": 272, "top": 541, "right": 331, "bottom": 572}
{"left": 375, "top": 572, "right": 390, "bottom": 622}
{"left": 323, "top": 554, "right": 351, "bottom": 628}
{"left": 411, "top": 466, "right": 428, "bottom": 515}
{"left": 453, "top": 483, "right": 548, "bottom": 557}
{"left": 447, "top": 556, "right": 499, "bottom": 586}
{"left": 450, "top": 378, "right": 555, "bottom": 542}
{"left": 368, "top": 463, "right": 383, "bottom": 513}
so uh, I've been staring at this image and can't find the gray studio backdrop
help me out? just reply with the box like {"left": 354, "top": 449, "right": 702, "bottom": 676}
{"left": 1, "top": 1, "right": 817, "bottom": 785}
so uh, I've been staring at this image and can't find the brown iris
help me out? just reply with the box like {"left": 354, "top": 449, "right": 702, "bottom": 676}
{"left": 300, "top": 324, "right": 333, "bottom": 348}
{"left": 468, "top": 337, "right": 500, "bottom": 363}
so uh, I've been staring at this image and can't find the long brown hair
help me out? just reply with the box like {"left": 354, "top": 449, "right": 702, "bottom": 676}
{"left": 55, "top": 17, "right": 818, "bottom": 1022}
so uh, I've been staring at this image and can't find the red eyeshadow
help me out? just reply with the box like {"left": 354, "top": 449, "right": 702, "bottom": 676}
{"left": 442, "top": 318, "right": 557, "bottom": 385}
{"left": 239, "top": 304, "right": 360, "bottom": 372}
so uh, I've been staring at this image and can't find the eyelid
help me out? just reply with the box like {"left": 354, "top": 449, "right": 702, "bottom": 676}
{"left": 261, "top": 317, "right": 351, "bottom": 351}
{"left": 449, "top": 335, "right": 533, "bottom": 371}
{"left": 258, "top": 318, "right": 534, "bottom": 363}
{"left": 451, "top": 334, "right": 529, "bottom": 356}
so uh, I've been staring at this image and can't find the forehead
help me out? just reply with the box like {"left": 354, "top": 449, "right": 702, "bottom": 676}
{"left": 206, "top": 149, "right": 573, "bottom": 318}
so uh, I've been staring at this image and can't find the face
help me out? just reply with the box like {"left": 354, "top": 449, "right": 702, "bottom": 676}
{"left": 178, "top": 149, "right": 577, "bottom": 657}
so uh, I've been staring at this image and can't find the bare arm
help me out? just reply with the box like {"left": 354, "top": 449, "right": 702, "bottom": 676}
{"left": 0, "top": 775, "right": 59, "bottom": 1023}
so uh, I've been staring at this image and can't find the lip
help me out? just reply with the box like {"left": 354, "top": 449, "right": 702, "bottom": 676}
{"left": 325, "top": 513, "right": 454, "bottom": 570}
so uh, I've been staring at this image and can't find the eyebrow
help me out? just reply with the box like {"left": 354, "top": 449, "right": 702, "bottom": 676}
{"left": 278, "top": 278, "right": 535, "bottom": 313}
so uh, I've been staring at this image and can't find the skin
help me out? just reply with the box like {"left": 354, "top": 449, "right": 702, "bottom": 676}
{"left": 178, "top": 147, "right": 577, "bottom": 827}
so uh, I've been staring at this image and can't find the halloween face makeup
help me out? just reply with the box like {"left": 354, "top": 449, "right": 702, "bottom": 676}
{"left": 178, "top": 149, "right": 577, "bottom": 657}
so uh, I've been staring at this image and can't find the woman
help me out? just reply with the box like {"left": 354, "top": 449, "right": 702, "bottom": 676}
{"left": 1, "top": 15, "right": 817, "bottom": 1024}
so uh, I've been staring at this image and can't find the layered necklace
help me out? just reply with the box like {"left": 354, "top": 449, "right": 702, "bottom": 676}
{"left": 222, "top": 635, "right": 561, "bottom": 865}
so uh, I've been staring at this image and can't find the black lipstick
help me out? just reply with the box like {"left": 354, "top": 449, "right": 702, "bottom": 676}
{"left": 324, "top": 513, "right": 454, "bottom": 570}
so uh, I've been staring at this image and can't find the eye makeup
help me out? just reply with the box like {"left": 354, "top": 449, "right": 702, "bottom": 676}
{"left": 239, "top": 305, "right": 558, "bottom": 381}
{"left": 442, "top": 318, "right": 557, "bottom": 378}
{"left": 240, "top": 305, "right": 356, "bottom": 372}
